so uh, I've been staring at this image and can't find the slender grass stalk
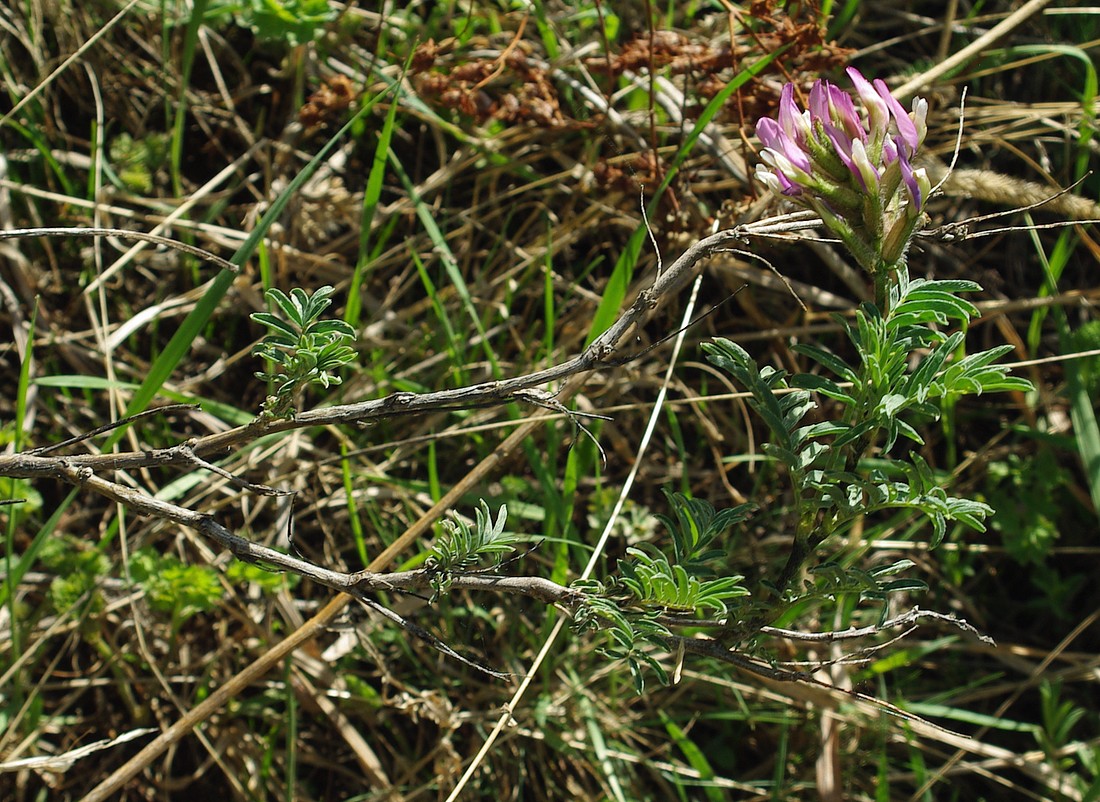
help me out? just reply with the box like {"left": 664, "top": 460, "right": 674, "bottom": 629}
{"left": 661, "top": 710, "right": 724, "bottom": 802}
{"left": 341, "top": 444, "right": 369, "bottom": 567}
{"left": 411, "top": 247, "right": 466, "bottom": 383}
{"left": 578, "top": 687, "right": 627, "bottom": 802}
{"left": 1029, "top": 224, "right": 1100, "bottom": 516}
{"left": 169, "top": 0, "right": 209, "bottom": 198}
{"left": 3, "top": 298, "right": 37, "bottom": 666}
{"left": 390, "top": 149, "right": 498, "bottom": 374}
{"left": 347, "top": 71, "right": 403, "bottom": 328}
{"left": 771, "top": 721, "right": 789, "bottom": 801}
{"left": 284, "top": 657, "right": 298, "bottom": 802}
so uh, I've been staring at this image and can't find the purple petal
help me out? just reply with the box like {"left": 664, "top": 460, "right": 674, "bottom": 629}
{"left": 830, "top": 87, "right": 864, "bottom": 141}
{"left": 778, "top": 82, "right": 810, "bottom": 144}
{"left": 882, "top": 136, "right": 899, "bottom": 166}
{"left": 896, "top": 147, "right": 922, "bottom": 209}
{"left": 786, "top": 141, "right": 813, "bottom": 173}
{"left": 809, "top": 81, "right": 862, "bottom": 140}
{"left": 756, "top": 117, "right": 783, "bottom": 150}
{"left": 823, "top": 122, "right": 855, "bottom": 170}
{"left": 810, "top": 82, "right": 859, "bottom": 139}
{"left": 808, "top": 80, "right": 830, "bottom": 124}
{"left": 761, "top": 146, "right": 812, "bottom": 185}
{"left": 776, "top": 171, "right": 803, "bottom": 196}
{"left": 758, "top": 117, "right": 812, "bottom": 173}
{"left": 846, "top": 67, "right": 888, "bottom": 139}
{"left": 874, "top": 78, "right": 919, "bottom": 154}
{"left": 912, "top": 166, "right": 931, "bottom": 215}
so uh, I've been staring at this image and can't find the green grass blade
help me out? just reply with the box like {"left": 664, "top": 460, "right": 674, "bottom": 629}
{"left": 410, "top": 247, "right": 466, "bottom": 383}
{"left": 5, "top": 118, "right": 75, "bottom": 197}
{"left": 578, "top": 687, "right": 627, "bottom": 802}
{"left": 14, "top": 298, "right": 36, "bottom": 452}
{"left": 169, "top": 0, "right": 209, "bottom": 197}
{"left": 1028, "top": 224, "right": 1100, "bottom": 518}
{"left": 341, "top": 445, "right": 369, "bottom": 567}
{"left": 4, "top": 298, "right": 38, "bottom": 657}
{"left": 660, "top": 710, "right": 724, "bottom": 802}
{"left": 663, "top": 47, "right": 785, "bottom": 181}
{"left": 389, "top": 147, "right": 498, "bottom": 375}
{"left": 1023, "top": 45, "right": 1097, "bottom": 354}
{"left": 346, "top": 67, "right": 404, "bottom": 328}
{"left": 1067, "top": 348, "right": 1100, "bottom": 516}
{"left": 0, "top": 488, "right": 79, "bottom": 612}
{"left": 283, "top": 656, "right": 298, "bottom": 800}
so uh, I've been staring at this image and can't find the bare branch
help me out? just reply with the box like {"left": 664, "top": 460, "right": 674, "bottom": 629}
{"left": 53, "top": 460, "right": 582, "bottom": 608}
{"left": 1, "top": 225, "right": 753, "bottom": 477}
{"left": 25, "top": 403, "right": 199, "bottom": 455}
{"left": 0, "top": 227, "right": 239, "bottom": 273}
{"left": 677, "top": 636, "right": 967, "bottom": 737}
{"left": 760, "top": 607, "right": 994, "bottom": 645}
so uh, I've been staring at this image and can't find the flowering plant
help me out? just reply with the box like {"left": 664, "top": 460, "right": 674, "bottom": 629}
{"left": 755, "top": 68, "right": 932, "bottom": 287}
{"left": 570, "top": 66, "right": 1033, "bottom": 688}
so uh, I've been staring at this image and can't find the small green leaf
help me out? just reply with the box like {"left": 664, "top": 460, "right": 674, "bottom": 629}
{"left": 308, "top": 319, "right": 356, "bottom": 339}
{"left": 791, "top": 373, "right": 857, "bottom": 404}
{"left": 264, "top": 288, "right": 301, "bottom": 325}
{"left": 793, "top": 343, "right": 859, "bottom": 382}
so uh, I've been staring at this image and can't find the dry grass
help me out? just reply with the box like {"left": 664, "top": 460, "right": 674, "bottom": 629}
{"left": 1, "top": 1, "right": 1099, "bottom": 800}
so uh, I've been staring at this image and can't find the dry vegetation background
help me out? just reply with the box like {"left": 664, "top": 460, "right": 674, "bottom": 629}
{"left": 1, "top": 1, "right": 1099, "bottom": 800}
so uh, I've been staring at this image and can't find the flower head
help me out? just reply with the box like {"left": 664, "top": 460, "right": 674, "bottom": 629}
{"left": 754, "top": 68, "right": 931, "bottom": 273}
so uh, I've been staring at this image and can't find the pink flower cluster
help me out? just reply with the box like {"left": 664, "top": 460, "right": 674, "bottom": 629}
{"left": 755, "top": 68, "right": 931, "bottom": 271}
